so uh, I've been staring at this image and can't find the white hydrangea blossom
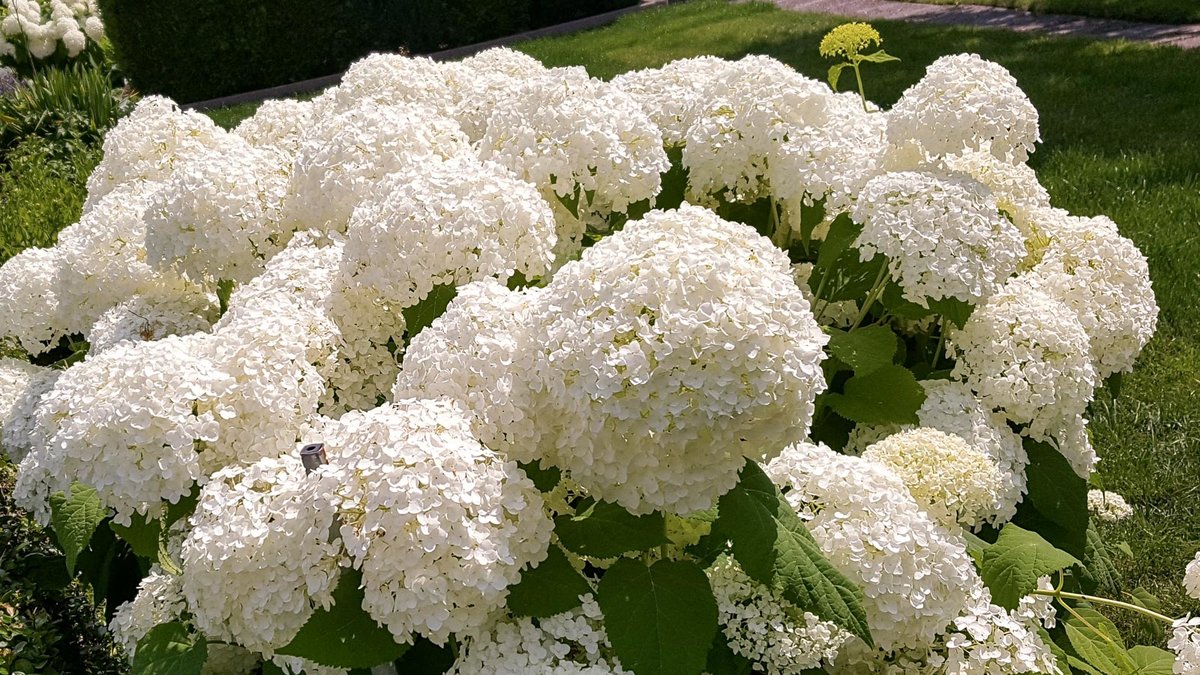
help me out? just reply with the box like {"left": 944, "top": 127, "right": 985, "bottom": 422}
{"left": 144, "top": 140, "right": 293, "bottom": 283}
{"left": 23, "top": 334, "right": 234, "bottom": 524}
{"left": 949, "top": 280, "right": 1096, "bottom": 449}
{"left": 934, "top": 580, "right": 1058, "bottom": 674}
{"left": 87, "top": 284, "right": 217, "bottom": 355}
{"left": 766, "top": 441, "right": 978, "bottom": 652}
{"left": 478, "top": 70, "right": 668, "bottom": 254}
{"left": 1172, "top": 617, "right": 1200, "bottom": 674}
{"left": 449, "top": 595, "right": 629, "bottom": 675}
{"left": 84, "top": 97, "right": 232, "bottom": 210}
{"left": 1186, "top": 552, "right": 1200, "bottom": 601}
{"left": 528, "top": 205, "right": 829, "bottom": 515}
{"left": 0, "top": 246, "right": 68, "bottom": 354}
{"left": 108, "top": 567, "right": 187, "bottom": 659}
{"left": 286, "top": 104, "right": 470, "bottom": 233}
{"left": 708, "top": 555, "right": 849, "bottom": 673}
{"left": 318, "top": 399, "right": 553, "bottom": 644}
{"left": 392, "top": 279, "right": 542, "bottom": 454}
{"left": 0, "top": 358, "right": 56, "bottom": 463}
{"left": 340, "top": 155, "right": 557, "bottom": 310}
{"left": 683, "top": 55, "right": 832, "bottom": 203}
{"left": 940, "top": 150, "right": 1050, "bottom": 223}
{"left": 330, "top": 53, "right": 460, "bottom": 114}
{"left": 447, "top": 49, "right": 552, "bottom": 141}
{"left": 862, "top": 427, "right": 1004, "bottom": 529}
{"left": 853, "top": 171, "right": 1024, "bottom": 307}
{"left": 234, "top": 98, "right": 317, "bottom": 162}
{"left": 1087, "top": 489, "right": 1133, "bottom": 523}
{"left": 611, "top": 55, "right": 736, "bottom": 147}
{"left": 1020, "top": 213, "right": 1158, "bottom": 378}
{"left": 0, "top": 0, "right": 103, "bottom": 62}
{"left": 181, "top": 455, "right": 345, "bottom": 655}
{"left": 887, "top": 54, "right": 1040, "bottom": 163}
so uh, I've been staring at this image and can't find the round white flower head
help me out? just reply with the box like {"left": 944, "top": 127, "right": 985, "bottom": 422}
{"left": 87, "top": 283, "right": 217, "bottom": 355}
{"left": 340, "top": 155, "right": 557, "bottom": 310}
{"left": 286, "top": 103, "right": 470, "bottom": 233}
{"left": 330, "top": 53, "right": 460, "bottom": 114}
{"left": 611, "top": 55, "right": 737, "bottom": 147}
{"left": 1087, "top": 489, "right": 1133, "bottom": 523}
{"left": 319, "top": 398, "right": 553, "bottom": 644}
{"left": 949, "top": 279, "right": 1096, "bottom": 445}
{"left": 766, "top": 441, "right": 977, "bottom": 652}
{"left": 528, "top": 204, "right": 829, "bottom": 515}
{"left": 144, "top": 139, "right": 293, "bottom": 283}
{"left": 392, "top": 279, "right": 543, "bottom": 455}
{"left": 887, "top": 54, "right": 1040, "bottom": 163}
{"left": 0, "top": 246, "right": 68, "bottom": 354}
{"left": 769, "top": 91, "right": 889, "bottom": 217}
{"left": 683, "top": 55, "right": 832, "bottom": 204}
{"left": 181, "top": 455, "right": 345, "bottom": 655}
{"left": 0, "top": 358, "right": 47, "bottom": 462}
{"left": 1185, "top": 552, "right": 1200, "bottom": 601}
{"left": 708, "top": 555, "right": 849, "bottom": 673}
{"left": 84, "top": 96, "right": 232, "bottom": 210}
{"left": 939, "top": 150, "right": 1050, "bottom": 223}
{"left": 449, "top": 595, "right": 630, "bottom": 675}
{"left": 853, "top": 171, "right": 1024, "bottom": 307}
{"left": 932, "top": 580, "right": 1059, "bottom": 675}
{"left": 862, "top": 427, "right": 1004, "bottom": 529}
{"left": 478, "top": 70, "right": 668, "bottom": 254}
{"left": 912, "top": 380, "right": 1028, "bottom": 526}
{"left": 1020, "top": 214, "right": 1158, "bottom": 378}
{"left": 31, "top": 333, "right": 234, "bottom": 524}
{"left": 449, "top": 48, "right": 549, "bottom": 141}
{"left": 1172, "top": 617, "right": 1200, "bottom": 674}
{"left": 109, "top": 567, "right": 187, "bottom": 659}
{"left": 235, "top": 98, "right": 318, "bottom": 162}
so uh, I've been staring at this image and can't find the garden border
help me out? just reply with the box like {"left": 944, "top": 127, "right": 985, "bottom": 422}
{"left": 182, "top": 0, "right": 669, "bottom": 112}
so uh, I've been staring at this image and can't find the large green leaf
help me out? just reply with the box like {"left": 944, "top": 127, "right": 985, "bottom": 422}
{"left": 981, "top": 524, "right": 1080, "bottom": 610}
{"left": 1128, "top": 645, "right": 1176, "bottom": 674}
{"left": 507, "top": 546, "right": 591, "bottom": 618}
{"left": 556, "top": 499, "right": 669, "bottom": 559}
{"left": 49, "top": 481, "right": 106, "bottom": 575}
{"left": 276, "top": 569, "right": 408, "bottom": 668}
{"left": 132, "top": 622, "right": 207, "bottom": 675}
{"left": 597, "top": 558, "right": 718, "bottom": 675}
{"left": 825, "top": 325, "right": 897, "bottom": 376}
{"left": 710, "top": 461, "right": 873, "bottom": 646}
{"left": 704, "top": 631, "right": 754, "bottom": 675}
{"left": 814, "top": 214, "right": 861, "bottom": 273}
{"left": 1063, "top": 606, "right": 1129, "bottom": 674}
{"left": 1015, "top": 439, "right": 1088, "bottom": 558}
{"left": 402, "top": 284, "right": 458, "bottom": 341}
{"left": 1082, "top": 522, "right": 1122, "bottom": 594}
{"left": 825, "top": 365, "right": 924, "bottom": 426}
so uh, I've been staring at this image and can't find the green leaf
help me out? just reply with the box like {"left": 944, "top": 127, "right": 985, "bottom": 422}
{"left": 402, "top": 284, "right": 458, "bottom": 341}
{"left": 132, "top": 622, "right": 208, "bottom": 675}
{"left": 962, "top": 530, "right": 992, "bottom": 567}
{"left": 1016, "top": 439, "right": 1089, "bottom": 558}
{"left": 927, "top": 296, "right": 974, "bottom": 329}
{"left": 1040, "top": 627, "right": 1070, "bottom": 675}
{"left": 392, "top": 638, "right": 455, "bottom": 674}
{"left": 216, "top": 279, "right": 235, "bottom": 318}
{"left": 1127, "top": 645, "right": 1175, "bottom": 674}
{"left": 1082, "top": 523, "right": 1121, "bottom": 593}
{"left": 276, "top": 569, "right": 409, "bottom": 668}
{"left": 111, "top": 512, "right": 162, "bottom": 560}
{"left": 1064, "top": 606, "right": 1128, "bottom": 674}
{"left": 796, "top": 198, "right": 826, "bottom": 254}
{"left": 981, "top": 524, "right": 1080, "bottom": 610}
{"left": 880, "top": 282, "right": 933, "bottom": 321}
{"left": 507, "top": 546, "right": 591, "bottom": 618}
{"left": 711, "top": 460, "right": 873, "bottom": 646}
{"left": 815, "top": 214, "right": 861, "bottom": 273}
{"left": 1127, "top": 587, "right": 1166, "bottom": 640}
{"left": 556, "top": 500, "right": 669, "bottom": 559}
{"left": 705, "top": 631, "right": 754, "bottom": 675}
{"left": 827, "top": 62, "right": 851, "bottom": 91}
{"left": 825, "top": 365, "right": 924, "bottom": 426}
{"left": 49, "top": 482, "right": 106, "bottom": 575}
{"left": 825, "top": 325, "right": 897, "bottom": 375}
{"left": 518, "top": 460, "right": 561, "bottom": 493}
{"left": 856, "top": 49, "right": 901, "bottom": 64}
{"left": 597, "top": 558, "right": 718, "bottom": 675}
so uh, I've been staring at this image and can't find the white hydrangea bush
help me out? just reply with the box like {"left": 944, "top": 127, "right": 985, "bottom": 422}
{"left": 0, "top": 0, "right": 103, "bottom": 71}
{"left": 0, "top": 39, "right": 1168, "bottom": 675}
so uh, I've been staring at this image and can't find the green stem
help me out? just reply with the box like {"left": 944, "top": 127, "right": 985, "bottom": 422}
{"left": 849, "top": 264, "right": 889, "bottom": 330}
{"left": 931, "top": 320, "right": 947, "bottom": 370}
{"left": 851, "top": 61, "right": 869, "bottom": 113}
{"left": 1031, "top": 588, "right": 1176, "bottom": 625}
{"left": 769, "top": 197, "right": 790, "bottom": 249}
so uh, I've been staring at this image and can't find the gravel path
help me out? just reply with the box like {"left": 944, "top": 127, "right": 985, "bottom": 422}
{"left": 770, "top": 0, "right": 1200, "bottom": 49}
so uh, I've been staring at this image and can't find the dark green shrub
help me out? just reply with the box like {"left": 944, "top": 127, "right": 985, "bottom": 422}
{"left": 0, "top": 138, "right": 100, "bottom": 264}
{"left": 531, "top": 0, "right": 640, "bottom": 27}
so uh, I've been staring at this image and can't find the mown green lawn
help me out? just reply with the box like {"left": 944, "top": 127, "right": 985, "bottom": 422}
{"left": 891, "top": 0, "right": 1200, "bottom": 25}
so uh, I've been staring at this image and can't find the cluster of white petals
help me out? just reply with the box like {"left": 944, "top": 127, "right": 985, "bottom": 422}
{"left": 709, "top": 555, "right": 849, "bottom": 673}
{"left": 181, "top": 455, "right": 345, "bottom": 654}
{"left": 934, "top": 580, "right": 1058, "bottom": 674}
{"left": 1184, "top": 552, "right": 1200, "bottom": 601}
{"left": 1087, "top": 489, "right": 1133, "bottom": 523}
{"left": 887, "top": 54, "right": 1040, "bottom": 163}
{"left": 87, "top": 284, "right": 217, "bottom": 355}
{"left": 0, "top": 357, "right": 51, "bottom": 461}
{"left": 0, "top": 246, "right": 68, "bottom": 354}
{"left": 109, "top": 567, "right": 187, "bottom": 659}
{"left": 766, "top": 441, "right": 977, "bottom": 652}
{"left": 450, "top": 595, "right": 629, "bottom": 675}
{"left": 853, "top": 170, "right": 1024, "bottom": 306}
{"left": 0, "top": 0, "right": 103, "bottom": 61}
{"left": 1172, "top": 617, "right": 1200, "bottom": 674}
{"left": 862, "top": 427, "right": 1004, "bottom": 529}
{"left": 316, "top": 399, "right": 553, "bottom": 644}
{"left": 234, "top": 98, "right": 317, "bottom": 163}
{"left": 527, "top": 205, "right": 828, "bottom": 515}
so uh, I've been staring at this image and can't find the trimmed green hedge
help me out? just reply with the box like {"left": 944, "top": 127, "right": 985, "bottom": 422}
{"left": 98, "top": 0, "right": 639, "bottom": 103}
